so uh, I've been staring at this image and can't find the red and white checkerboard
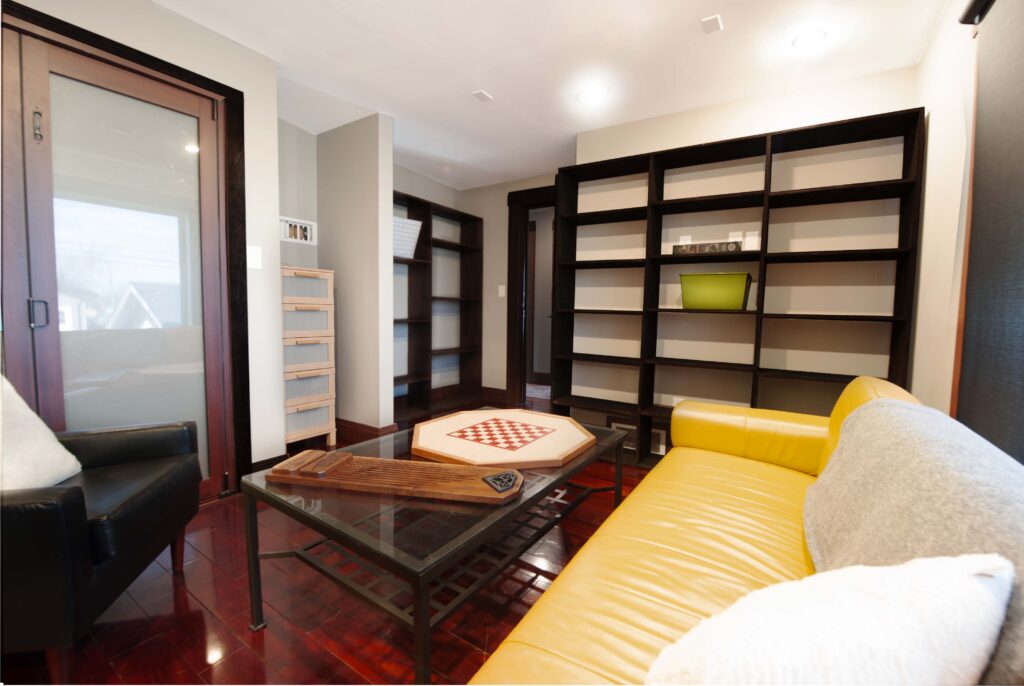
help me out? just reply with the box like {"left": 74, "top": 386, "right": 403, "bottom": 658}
{"left": 447, "top": 417, "right": 555, "bottom": 452}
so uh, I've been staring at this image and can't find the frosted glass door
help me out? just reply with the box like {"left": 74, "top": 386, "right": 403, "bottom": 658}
{"left": 49, "top": 74, "right": 210, "bottom": 475}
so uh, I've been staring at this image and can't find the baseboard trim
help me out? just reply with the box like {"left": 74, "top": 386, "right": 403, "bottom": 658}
{"left": 250, "top": 454, "right": 287, "bottom": 473}
{"left": 336, "top": 417, "right": 398, "bottom": 445}
{"left": 480, "top": 386, "right": 513, "bottom": 407}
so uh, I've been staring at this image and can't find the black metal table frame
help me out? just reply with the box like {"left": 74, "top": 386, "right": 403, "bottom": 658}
{"left": 243, "top": 441, "right": 623, "bottom": 684}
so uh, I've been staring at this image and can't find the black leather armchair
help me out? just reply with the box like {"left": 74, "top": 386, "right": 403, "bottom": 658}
{"left": 1, "top": 422, "right": 202, "bottom": 682}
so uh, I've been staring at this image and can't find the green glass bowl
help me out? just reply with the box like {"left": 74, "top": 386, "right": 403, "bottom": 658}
{"left": 679, "top": 272, "right": 752, "bottom": 310}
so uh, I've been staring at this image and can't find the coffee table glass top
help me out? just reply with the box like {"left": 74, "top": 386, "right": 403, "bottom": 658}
{"left": 243, "top": 422, "right": 624, "bottom": 574}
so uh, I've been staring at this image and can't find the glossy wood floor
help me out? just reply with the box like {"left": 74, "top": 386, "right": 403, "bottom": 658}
{"left": 1, "top": 460, "right": 646, "bottom": 685}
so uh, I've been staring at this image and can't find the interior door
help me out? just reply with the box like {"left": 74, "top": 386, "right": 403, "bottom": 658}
{"left": 5, "top": 33, "right": 230, "bottom": 499}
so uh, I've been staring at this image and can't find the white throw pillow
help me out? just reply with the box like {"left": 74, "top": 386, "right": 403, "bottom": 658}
{"left": 647, "top": 554, "right": 1015, "bottom": 685}
{"left": 0, "top": 377, "right": 82, "bottom": 490}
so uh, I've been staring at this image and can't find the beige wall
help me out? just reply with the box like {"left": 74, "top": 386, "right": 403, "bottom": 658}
{"left": 394, "top": 165, "right": 462, "bottom": 208}
{"left": 911, "top": 2, "right": 977, "bottom": 413}
{"left": 318, "top": 114, "right": 394, "bottom": 427}
{"left": 278, "top": 119, "right": 318, "bottom": 268}
{"left": 574, "top": 15, "right": 977, "bottom": 412}
{"left": 461, "top": 174, "right": 556, "bottom": 390}
{"left": 22, "top": 0, "right": 287, "bottom": 461}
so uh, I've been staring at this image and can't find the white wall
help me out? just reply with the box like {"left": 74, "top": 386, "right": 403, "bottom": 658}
{"left": 317, "top": 114, "right": 394, "bottom": 428}
{"left": 21, "top": 0, "right": 287, "bottom": 461}
{"left": 575, "top": 16, "right": 977, "bottom": 412}
{"left": 912, "top": 2, "right": 977, "bottom": 412}
{"left": 279, "top": 119, "right": 318, "bottom": 268}
{"left": 461, "top": 174, "right": 555, "bottom": 390}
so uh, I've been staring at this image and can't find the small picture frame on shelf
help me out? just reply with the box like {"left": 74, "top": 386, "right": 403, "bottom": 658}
{"left": 673, "top": 240, "right": 742, "bottom": 256}
{"left": 606, "top": 416, "right": 638, "bottom": 455}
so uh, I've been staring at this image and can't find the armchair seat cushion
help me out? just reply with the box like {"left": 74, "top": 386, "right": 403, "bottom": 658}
{"left": 59, "top": 454, "right": 201, "bottom": 563}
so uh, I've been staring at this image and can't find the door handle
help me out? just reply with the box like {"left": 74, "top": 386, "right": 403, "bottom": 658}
{"left": 28, "top": 298, "right": 50, "bottom": 328}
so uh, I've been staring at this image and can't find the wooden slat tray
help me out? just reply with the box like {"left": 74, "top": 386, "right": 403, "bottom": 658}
{"left": 265, "top": 450, "right": 524, "bottom": 505}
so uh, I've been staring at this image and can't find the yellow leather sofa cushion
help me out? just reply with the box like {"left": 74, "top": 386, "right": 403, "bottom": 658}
{"left": 672, "top": 401, "right": 829, "bottom": 476}
{"left": 820, "top": 376, "right": 919, "bottom": 474}
{"left": 469, "top": 447, "right": 815, "bottom": 685}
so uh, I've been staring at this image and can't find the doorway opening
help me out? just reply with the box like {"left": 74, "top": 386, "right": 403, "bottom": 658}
{"left": 525, "top": 208, "right": 555, "bottom": 410}
{"left": 505, "top": 185, "right": 556, "bottom": 409}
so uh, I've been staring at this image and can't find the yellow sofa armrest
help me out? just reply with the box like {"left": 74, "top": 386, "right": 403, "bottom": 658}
{"left": 671, "top": 401, "right": 829, "bottom": 475}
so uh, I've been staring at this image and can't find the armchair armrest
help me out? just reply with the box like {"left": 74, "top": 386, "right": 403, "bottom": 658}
{"left": 57, "top": 422, "right": 198, "bottom": 470}
{"left": 1, "top": 486, "right": 92, "bottom": 651}
{"left": 671, "top": 401, "right": 828, "bottom": 475}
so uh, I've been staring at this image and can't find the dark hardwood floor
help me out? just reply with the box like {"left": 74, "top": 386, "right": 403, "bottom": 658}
{"left": 1, "top": 461, "right": 646, "bottom": 685}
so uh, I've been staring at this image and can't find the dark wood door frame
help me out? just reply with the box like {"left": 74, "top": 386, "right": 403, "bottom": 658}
{"left": 1, "top": 2, "right": 252, "bottom": 492}
{"left": 506, "top": 185, "right": 555, "bottom": 406}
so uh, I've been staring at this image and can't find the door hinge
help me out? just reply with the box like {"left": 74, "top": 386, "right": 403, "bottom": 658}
{"left": 211, "top": 100, "right": 218, "bottom": 121}
{"left": 32, "top": 110, "right": 43, "bottom": 141}
{"left": 218, "top": 470, "right": 233, "bottom": 498}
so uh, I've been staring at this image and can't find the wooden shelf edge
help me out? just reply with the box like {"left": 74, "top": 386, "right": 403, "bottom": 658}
{"left": 551, "top": 395, "right": 639, "bottom": 416}
{"left": 557, "top": 353, "right": 642, "bottom": 366}
{"left": 765, "top": 248, "right": 908, "bottom": 264}
{"left": 645, "top": 357, "right": 754, "bottom": 372}
{"left": 651, "top": 308, "right": 756, "bottom": 315}
{"left": 653, "top": 251, "right": 760, "bottom": 264}
{"left": 756, "top": 368, "right": 856, "bottom": 383}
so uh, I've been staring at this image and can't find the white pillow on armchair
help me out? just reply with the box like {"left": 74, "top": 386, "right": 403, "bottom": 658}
{"left": 0, "top": 377, "right": 82, "bottom": 490}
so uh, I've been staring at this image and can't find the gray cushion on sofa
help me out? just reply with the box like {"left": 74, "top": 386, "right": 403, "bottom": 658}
{"left": 804, "top": 399, "right": 1024, "bottom": 685}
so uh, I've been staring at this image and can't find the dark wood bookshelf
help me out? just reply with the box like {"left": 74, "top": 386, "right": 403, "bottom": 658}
{"left": 558, "top": 308, "right": 644, "bottom": 315}
{"left": 555, "top": 352, "right": 642, "bottom": 366}
{"left": 652, "top": 251, "right": 760, "bottom": 265}
{"left": 645, "top": 357, "right": 754, "bottom": 372}
{"left": 552, "top": 108, "right": 926, "bottom": 463}
{"left": 561, "top": 259, "right": 647, "bottom": 269}
{"left": 651, "top": 307, "right": 757, "bottom": 315}
{"left": 393, "top": 191, "right": 483, "bottom": 427}
{"left": 765, "top": 248, "right": 907, "bottom": 263}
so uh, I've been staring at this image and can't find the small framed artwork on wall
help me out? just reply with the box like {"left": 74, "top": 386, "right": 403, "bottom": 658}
{"left": 280, "top": 216, "right": 317, "bottom": 245}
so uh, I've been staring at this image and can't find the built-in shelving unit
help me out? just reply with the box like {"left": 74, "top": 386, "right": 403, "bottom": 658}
{"left": 552, "top": 108, "right": 925, "bottom": 464}
{"left": 393, "top": 191, "right": 483, "bottom": 427}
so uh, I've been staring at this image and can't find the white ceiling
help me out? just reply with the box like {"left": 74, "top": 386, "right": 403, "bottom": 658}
{"left": 152, "top": 0, "right": 947, "bottom": 190}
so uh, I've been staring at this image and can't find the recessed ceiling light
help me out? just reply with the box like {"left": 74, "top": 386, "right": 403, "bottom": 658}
{"left": 184, "top": 143, "right": 200, "bottom": 153}
{"left": 701, "top": 15, "right": 724, "bottom": 34}
{"left": 575, "top": 81, "right": 611, "bottom": 109}
{"left": 472, "top": 89, "right": 494, "bottom": 102}
{"left": 791, "top": 28, "right": 828, "bottom": 50}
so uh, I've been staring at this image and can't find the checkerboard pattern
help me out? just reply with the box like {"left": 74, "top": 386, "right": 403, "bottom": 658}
{"left": 447, "top": 417, "right": 555, "bottom": 451}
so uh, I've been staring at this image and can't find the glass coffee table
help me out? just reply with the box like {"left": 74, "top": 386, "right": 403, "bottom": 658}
{"left": 242, "top": 421, "right": 625, "bottom": 684}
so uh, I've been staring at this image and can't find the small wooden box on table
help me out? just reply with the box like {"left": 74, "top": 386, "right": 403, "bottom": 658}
{"left": 281, "top": 266, "right": 336, "bottom": 447}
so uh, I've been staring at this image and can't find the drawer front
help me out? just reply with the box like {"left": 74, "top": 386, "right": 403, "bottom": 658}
{"left": 283, "top": 304, "right": 334, "bottom": 338}
{"left": 285, "top": 399, "right": 334, "bottom": 442}
{"left": 283, "top": 337, "right": 335, "bottom": 372}
{"left": 281, "top": 267, "right": 333, "bottom": 305}
{"left": 284, "top": 369, "right": 335, "bottom": 407}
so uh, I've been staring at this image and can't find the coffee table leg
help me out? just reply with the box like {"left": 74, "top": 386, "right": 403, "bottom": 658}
{"left": 244, "top": 491, "right": 267, "bottom": 631}
{"left": 614, "top": 442, "right": 623, "bottom": 506}
{"left": 413, "top": 580, "right": 432, "bottom": 684}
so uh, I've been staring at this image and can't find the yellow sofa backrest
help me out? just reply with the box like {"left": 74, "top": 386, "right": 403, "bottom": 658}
{"left": 820, "top": 376, "right": 920, "bottom": 474}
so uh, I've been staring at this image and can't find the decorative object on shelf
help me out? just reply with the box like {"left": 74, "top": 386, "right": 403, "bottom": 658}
{"left": 412, "top": 409, "right": 596, "bottom": 468}
{"left": 607, "top": 416, "right": 638, "bottom": 455}
{"left": 281, "top": 266, "right": 336, "bottom": 447}
{"left": 679, "top": 272, "right": 752, "bottom": 310}
{"left": 393, "top": 216, "right": 423, "bottom": 259}
{"left": 280, "top": 216, "right": 317, "bottom": 245}
{"left": 265, "top": 448, "right": 524, "bottom": 504}
{"left": 673, "top": 240, "right": 742, "bottom": 256}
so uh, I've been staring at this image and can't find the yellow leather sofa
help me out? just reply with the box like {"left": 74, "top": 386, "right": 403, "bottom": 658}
{"left": 471, "top": 377, "right": 918, "bottom": 684}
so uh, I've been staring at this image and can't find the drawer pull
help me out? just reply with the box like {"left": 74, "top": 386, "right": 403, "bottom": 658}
{"left": 295, "top": 371, "right": 323, "bottom": 379}
{"left": 296, "top": 401, "right": 326, "bottom": 412}
{"left": 292, "top": 270, "right": 324, "bottom": 279}
{"left": 294, "top": 338, "right": 322, "bottom": 345}
{"left": 294, "top": 305, "right": 324, "bottom": 312}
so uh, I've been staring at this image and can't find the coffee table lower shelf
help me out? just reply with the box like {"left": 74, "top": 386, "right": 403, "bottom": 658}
{"left": 245, "top": 482, "right": 611, "bottom": 682}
